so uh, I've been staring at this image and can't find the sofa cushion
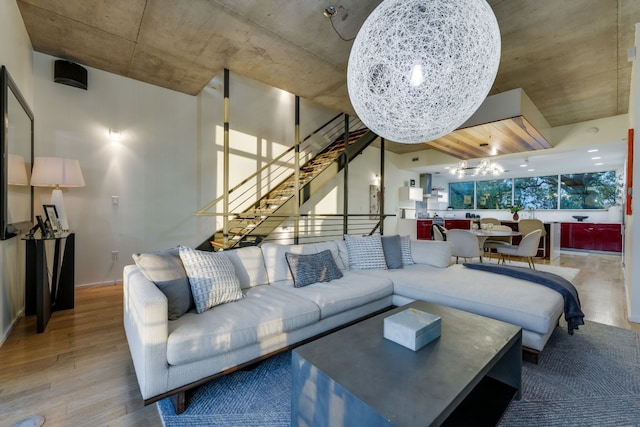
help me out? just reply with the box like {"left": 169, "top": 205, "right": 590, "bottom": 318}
{"left": 285, "top": 250, "right": 343, "bottom": 287}
{"left": 336, "top": 239, "right": 350, "bottom": 270}
{"left": 222, "top": 245, "right": 269, "bottom": 289}
{"left": 271, "top": 271, "right": 393, "bottom": 319}
{"left": 357, "top": 264, "right": 564, "bottom": 335}
{"left": 131, "top": 247, "right": 193, "bottom": 320}
{"left": 410, "top": 239, "right": 453, "bottom": 268}
{"left": 381, "top": 235, "right": 403, "bottom": 269}
{"left": 179, "top": 246, "right": 244, "bottom": 313}
{"left": 262, "top": 241, "right": 344, "bottom": 284}
{"left": 344, "top": 234, "right": 387, "bottom": 270}
{"left": 166, "top": 286, "right": 320, "bottom": 365}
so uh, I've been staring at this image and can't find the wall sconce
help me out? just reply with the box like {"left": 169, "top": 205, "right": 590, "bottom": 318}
{"left": 109, "top": 129, "right": 121, "bottom": 142}
{"left": 31, "top": 157, "right": 85, "bottom": 231}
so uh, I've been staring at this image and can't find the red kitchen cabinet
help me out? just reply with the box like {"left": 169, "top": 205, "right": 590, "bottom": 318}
{"left": 417, "top": 220, "right": 433, "bottom": 240}
{"left": 560, "top": 222, "right": 622, "bottom": 252}
{"left": 444, "top": 219, "right": 471, "bottom": 230}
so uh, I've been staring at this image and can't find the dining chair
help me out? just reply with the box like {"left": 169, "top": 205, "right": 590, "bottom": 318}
{"left": 518, "top": 219, "right": 547, "bottom": 258}
{"left": 483, "top": 225, "right": 514, "bottom": 258}
{"left": 496, "top": 229, "right": 542, "bottom": 269}
{"left": 480, "top": 217, "right": 501, "bottom": 226}
{"left": 432, "top": 223, "right": 447, "bottom": 241}
{"left": 447, "top": 229, "right": 483, "bottom": 264}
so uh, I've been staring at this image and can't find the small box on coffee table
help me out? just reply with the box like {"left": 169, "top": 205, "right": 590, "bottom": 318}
{"left": 384, "top": 308, "right": 441, "bottom": 351}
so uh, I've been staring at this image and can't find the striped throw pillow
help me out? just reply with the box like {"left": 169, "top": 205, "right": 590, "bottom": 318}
{"left": 178, "top": 246, "right": 244, "bottom": 314}
{"left": 344, "top": 234, "right": 388, "bottom": 270}
{"left": 400, "top": 235, "right": 414, "bottom": 266}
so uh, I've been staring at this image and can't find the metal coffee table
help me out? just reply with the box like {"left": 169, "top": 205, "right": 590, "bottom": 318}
{"left": 292, "top": 300, "right": 522, "bottom": 426}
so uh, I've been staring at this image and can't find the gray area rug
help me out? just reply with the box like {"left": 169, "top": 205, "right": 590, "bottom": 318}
{"left": 158, "top": 321, "right": 640, "bottom": 427}
{"left": 499, "top": 320, "right": 640, "bottom": 426}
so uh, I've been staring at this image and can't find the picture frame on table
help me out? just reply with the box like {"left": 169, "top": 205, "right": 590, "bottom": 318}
{"left": 43, "top": 204, "right": 60, "bottom": 233}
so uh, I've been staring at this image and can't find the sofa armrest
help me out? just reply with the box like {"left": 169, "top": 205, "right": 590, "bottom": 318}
{"left": 410, "top": 240, "right": 454, "bottom": 268}
{"left": 123, "top": 265, "right": 170, "bottom": 400}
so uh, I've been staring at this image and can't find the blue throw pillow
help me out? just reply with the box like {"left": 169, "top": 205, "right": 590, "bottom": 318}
{"left": 382, "top": 235, "right": 404, "bottom": 269}
{"left": 285, "top": 250, "right": 343, "bottom": 288}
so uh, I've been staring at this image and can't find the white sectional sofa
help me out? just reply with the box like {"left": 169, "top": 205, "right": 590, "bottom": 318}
{"left": 123, "top": 238, "right": 565, "bottom": 413}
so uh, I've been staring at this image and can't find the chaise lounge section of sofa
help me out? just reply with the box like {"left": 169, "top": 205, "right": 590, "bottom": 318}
{"left": 123, "top": 237, "right": 564, "bottom": 413}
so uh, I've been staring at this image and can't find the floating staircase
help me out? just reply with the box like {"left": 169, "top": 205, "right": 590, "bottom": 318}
{"left": 197, "top": 127, "right": 377, "bottom": 251}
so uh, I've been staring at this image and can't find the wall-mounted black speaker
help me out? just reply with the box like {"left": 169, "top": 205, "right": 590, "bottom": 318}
{"left": 54, "top": 60, "right": 87, "bottom": 90}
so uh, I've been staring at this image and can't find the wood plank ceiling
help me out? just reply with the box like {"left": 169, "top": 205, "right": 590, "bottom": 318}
{"left": 15, "top": 0, "right": 640, "bottom": 157}
{"left": 426, "top": 117, "right": 551, "bottom": 160}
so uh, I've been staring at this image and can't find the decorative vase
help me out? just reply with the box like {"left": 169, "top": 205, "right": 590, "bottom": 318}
{"left": 513, "top": 212, "right": 519, "bottom": 221}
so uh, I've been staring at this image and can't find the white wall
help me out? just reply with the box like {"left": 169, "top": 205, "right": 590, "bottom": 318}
{"left": 33, "top": 52, "right": 200, "bottom": 287}
{"left": 294, "top": 145, "right": 419, "bottom": 238}
{"left": 33, "top": 55, "right": 344, "bottom": 288}
{"left": 0, "top": 0, "right": 33, "bottom": 345}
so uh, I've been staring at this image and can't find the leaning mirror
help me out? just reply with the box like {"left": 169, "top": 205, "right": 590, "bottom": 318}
{"left": 1, "top": 65, "right": 34, "bottom": 240}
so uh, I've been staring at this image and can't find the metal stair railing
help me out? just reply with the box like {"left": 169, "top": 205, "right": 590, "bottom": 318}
{"left": 261, "top": 214, "right": 393, "bottom": 246}
{"left": 195, "top": 114, "right": 372, "bottom": 250}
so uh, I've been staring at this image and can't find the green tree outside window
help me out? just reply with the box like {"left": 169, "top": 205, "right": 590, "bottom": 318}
{"left": 476, "top": 179, "right": 512, "bottom": 210}
{"left": 514, "top": 176, "right": 558, "bottom": 210}
{"left": 560, "top": 171, "right": 619, "bottom": 209}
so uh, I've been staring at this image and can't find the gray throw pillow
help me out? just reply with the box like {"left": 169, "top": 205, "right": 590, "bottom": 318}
{"left": 132, "top": 248, "right": 194, "bottom": 320}
{"left": 382, "top": 235, "right": 404, "bottom": 269}
{"left": 178, "top": 246, "right": 244, "bottom": 314}
{"left": 285, "top": 249, "right": 344, "bottom": 288}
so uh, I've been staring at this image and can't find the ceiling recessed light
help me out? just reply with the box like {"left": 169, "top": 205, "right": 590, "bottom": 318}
{"left": 586, "top": 127, "right": 599, "bottom": 134}
{"left": 594, "top": 162, "right": 604, "bottom": 166}
{"left": 527, "top": 168, "right": 535, "bottom": 172}
{"left": 520, "top": 164, "right": 527, "bottom": 167}
{"left": 591, "top": 156, "right": 601, "bottom": 160}
{"left": 444, "top": 166, "right": 451, "bottom": 169}
{"left": 588, "top": 149, "right": 599, "bottom": 153}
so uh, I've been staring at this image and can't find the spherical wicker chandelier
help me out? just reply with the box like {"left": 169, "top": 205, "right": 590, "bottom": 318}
{"left": 347, "top": 0, "right": 501, "bottom": 144}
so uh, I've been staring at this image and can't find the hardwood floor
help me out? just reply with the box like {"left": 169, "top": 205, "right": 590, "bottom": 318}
{"left": 0, "top": 284, "right": 160, "bottom": 426}
{"left": 0, "top": 252, "right": 636, "bottom": 426}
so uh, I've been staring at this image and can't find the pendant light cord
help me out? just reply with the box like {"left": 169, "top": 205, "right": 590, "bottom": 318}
{"left": 329, "top": 16, "right": 356, "bottom": 42}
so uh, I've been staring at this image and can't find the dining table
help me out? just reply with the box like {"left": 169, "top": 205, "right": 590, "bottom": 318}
{"left": 471, "top": 229, "right": 522, "bottom": 251}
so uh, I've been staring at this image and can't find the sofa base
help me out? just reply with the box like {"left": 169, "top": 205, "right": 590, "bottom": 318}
{"left": 523, "top": 347, "right": 541, "bottom": 364}
{"left": 154, "top": 304, "right": 546, "bottom": 415}
{"left": 152, "top": 305, "right": 395, "bottom": 414}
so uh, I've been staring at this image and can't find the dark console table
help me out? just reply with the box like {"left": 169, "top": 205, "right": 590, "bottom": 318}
{"left": 23, "top": 232, "right": 75, "bottom": 333}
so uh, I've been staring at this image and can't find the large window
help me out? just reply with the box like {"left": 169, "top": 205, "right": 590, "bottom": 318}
{"left": 449, "top": 181, "right": 475, "bottom": 209}
{"left": 476, "top": 179, "right": 512, "bottom": 210}
{"left": 447, "top": 170, "right": 619, "bottom": 210}
{"left": 514, "top": 176, "right": 558, "bottom": 209}
{"left": 560, "top": 171, "right": 619, "bottom": 209}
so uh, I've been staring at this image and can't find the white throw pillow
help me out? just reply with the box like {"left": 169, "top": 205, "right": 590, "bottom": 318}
{"left": 344, "top": 234, "right": 388, "bottom": 270}
{"left": 178, "top": 246, "right": 244, "bottom": 314}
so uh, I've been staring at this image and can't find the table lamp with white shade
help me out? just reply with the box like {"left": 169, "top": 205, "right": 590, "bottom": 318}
{"left": 30, "top": 156, "right": 85, "bottom": 231}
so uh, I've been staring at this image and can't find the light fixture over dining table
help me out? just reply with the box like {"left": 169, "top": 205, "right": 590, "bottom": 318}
{"left": 450, "top": 158, "right": 504, "bottom": 179}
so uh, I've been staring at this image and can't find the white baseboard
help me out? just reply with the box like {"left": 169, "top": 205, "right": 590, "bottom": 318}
{"left": 0, "top": 307, "right": 25, "bottom": 348}
{"left": 75, "top": 280, "right": 121, "bottom": 289}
